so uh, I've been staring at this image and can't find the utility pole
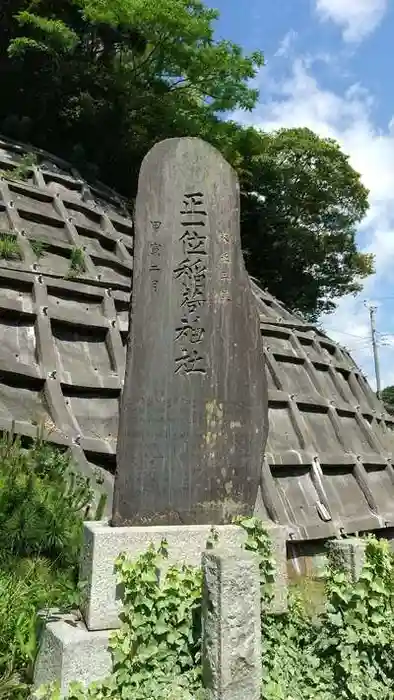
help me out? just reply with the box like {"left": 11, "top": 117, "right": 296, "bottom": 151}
{"left": 366, "top": 303, "right": 381, "bottom": 398}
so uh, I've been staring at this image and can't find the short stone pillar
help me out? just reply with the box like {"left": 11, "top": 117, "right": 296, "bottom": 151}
{"left": 327, "top": 538, "right": 366, "bottom": 582}
{"left": 202, "top": 548, "right": 262, "bottom": 700}
{"left": 262, "top": 524, "right": 288, "bottom": 614}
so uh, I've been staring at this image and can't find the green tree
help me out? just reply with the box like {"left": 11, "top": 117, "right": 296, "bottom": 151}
{"left": 0, "top": 0, "right": 263, "bottom": 187}
{"left": 381, "top": 386, "right": 394, "bottom": 415}
{"left": 235, "top": 126, "right": 373, "bottom": 320}
{"left": 0, "top": 2, "right": 373, "bottom": 320}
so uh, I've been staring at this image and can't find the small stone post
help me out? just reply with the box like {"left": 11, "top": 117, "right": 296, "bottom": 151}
{"left": 262, "top": 524, "right": 288, "bottom": 614}
{"left": 202, "top": 548, "right": 262, "bottom": 700}
{"left": 327, "top": 538, "right": 367, "bottom": 582}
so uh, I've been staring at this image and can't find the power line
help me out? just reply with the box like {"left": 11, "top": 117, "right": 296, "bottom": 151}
{"left": 345, "top": 343, "right": 373, "bottom": 352}
{"left": 324, "top": 329, "right": 370, "bottom": 340}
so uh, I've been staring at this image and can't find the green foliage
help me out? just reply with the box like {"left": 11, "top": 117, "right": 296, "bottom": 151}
{"left": 111, "top": 542, "right": 202, "bottom": 682}
{"left": 9, "top": 12, "right": 79, "bottom": 57}
{"left": 0, "top": 153, "right": 37, "bottom": 182}
{"left": 7, "top": 0, "right": 262, "bottom": 113}
{"left": 381, "top": 385, "right": 394, "bottom": 415}
{"left": 35, "top": 519, "right": 277, "bottom": 699}
{"left": 0, "top": 232, "right": 22, "bottom": 260}
{"left": 317, "top": 537, "right": 394, "bottom": 699}
{"left": 235, "top": 515, "right": 276, "bottom": 607}
{"left": 381, "top": 385, "right": 394, "bottom": 404}
{"left": 262, "top": 536, "right": 394, "bottom": 700}
{"left": 68, "top": 246, "right": 86, "bottom": 276}
{"left": 0, "top": 557, "right": 83, "bottom": 689}
{"left": 0, "top": 667, "right": 28, "bottom": 700}
{"left": 0, "top": 430, "right": 92, "bottom": 565}
{"left": 0, "top": 1, "right": 372, "bottom": 318}
{"left": 1, "top": 0, "right": 262, "bottom": 196}
{"left": 9, "top": 490, "right": 394, "bottom": 700}
{"left": 289, "top": 575, "right": 326, "bottom": 620}
{"left": 238, "top": 126, "right": 373, "bottom": 320}
{"left": 16, "top": 513, "right": 394, "bottom": 700}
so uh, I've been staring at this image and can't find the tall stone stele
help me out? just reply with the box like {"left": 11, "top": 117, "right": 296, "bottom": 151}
{"left": 112, "top": 137, "right": 268, "bottom": 526}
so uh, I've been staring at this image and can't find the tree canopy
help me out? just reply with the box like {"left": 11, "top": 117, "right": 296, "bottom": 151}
{"left": 0, "top": 0, "right": 373, "bottom": 320}
{"left": 236, "top": 127, "right": 373, "bottom": 319}
{"left": 381, "top": 386, "right": 394, "bottom": 415}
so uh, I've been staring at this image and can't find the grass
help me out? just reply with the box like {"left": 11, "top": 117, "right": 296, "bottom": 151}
{"left": 0, "top": 233, "right": 22, "bottom": 261}
{"left": 30, "top": 239, "right": 48, "bottom": 259}
{"left": 0, "top": 557, "right": 79, "bottom": 690}
{"left": 0, "top": 154, "right": 37, "bottom": 183}
{"left": 0, "top": 428, "right": 100, "bottom": 696}
{"left": 68, "top": 246, "right": 86, "bottom": 276}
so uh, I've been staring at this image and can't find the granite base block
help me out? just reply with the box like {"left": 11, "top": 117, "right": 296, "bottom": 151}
{"left": 80, "top": 521, "right": 247, "bottom": 631}
{"left": 33, "top": 613, "right": 111, "bottom": 698}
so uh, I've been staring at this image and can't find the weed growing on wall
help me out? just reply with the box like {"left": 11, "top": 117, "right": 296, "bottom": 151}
{"left": 68, "top": 247, "right": 86, "bottom": 276}
{"left": 30, "top": 239, "right": 48, "bottom": 259}
{"left": 0, "top": 154, "right": 37, "bottom": 182}
{"left": 0, "top": 232, "right": 22, "bottom": 260}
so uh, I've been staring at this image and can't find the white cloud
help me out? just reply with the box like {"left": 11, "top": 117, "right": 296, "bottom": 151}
{"left": 315, "top": 0, "right": 388, "bottom": 42}
{"left": 240, "top": 58, "right": 394, "bottom": 388}
{"left": 274, "top": 30, "right": 298, "bottom": 58}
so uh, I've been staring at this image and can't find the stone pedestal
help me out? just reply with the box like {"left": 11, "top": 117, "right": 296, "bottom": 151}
{"left": 202, "top": 549, "right": 262, "bottom": 700}
{"left": 34, "top": 521, "right": 287, "bottom": 696}
{"left": 80, "top": 521, "right": 247, "bottom": 631}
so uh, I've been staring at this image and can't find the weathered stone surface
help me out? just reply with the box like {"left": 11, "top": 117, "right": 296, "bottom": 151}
{"left": 327, "top": 538, "right": 367, "bottom": 582}
{"left": 112, "top": 137, "right": 268, "bottom": 526}
{"left": 202, "top": 548, "right": 262, "bottom": 700}
{"left": 33, "top": 612, "right": 111, "bottom": 698}
{"left": 80, "top": 520, "right": 246, "bottom": 631}
{"left": 261, "top": 523, "right": 288, "bottom": 614}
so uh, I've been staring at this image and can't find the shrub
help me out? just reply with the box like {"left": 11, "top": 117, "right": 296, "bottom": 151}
{"left": 0, "top": 430, "right": 92, "bottom": 567}
{"left": 262, "top": 536, "right": 394, "bottom": 700}
{"left": 0, "top": 429, "right": 96, "bottom": 693}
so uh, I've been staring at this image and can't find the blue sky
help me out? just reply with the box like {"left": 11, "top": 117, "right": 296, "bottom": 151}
{"left": 206, "top": 0, "right": 394, "bottom": 390}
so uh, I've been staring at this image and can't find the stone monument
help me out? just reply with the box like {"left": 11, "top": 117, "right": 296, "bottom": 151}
{"left": 34, "top": 138, "right": 278, "bottom": 697}
{"left": 112, "top": 137, "right": 268, "bottom": 526}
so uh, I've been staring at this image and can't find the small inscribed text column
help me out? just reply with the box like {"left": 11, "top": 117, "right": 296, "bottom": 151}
{"left": 174, "top": 193, "right": 208, "bottom": 375}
